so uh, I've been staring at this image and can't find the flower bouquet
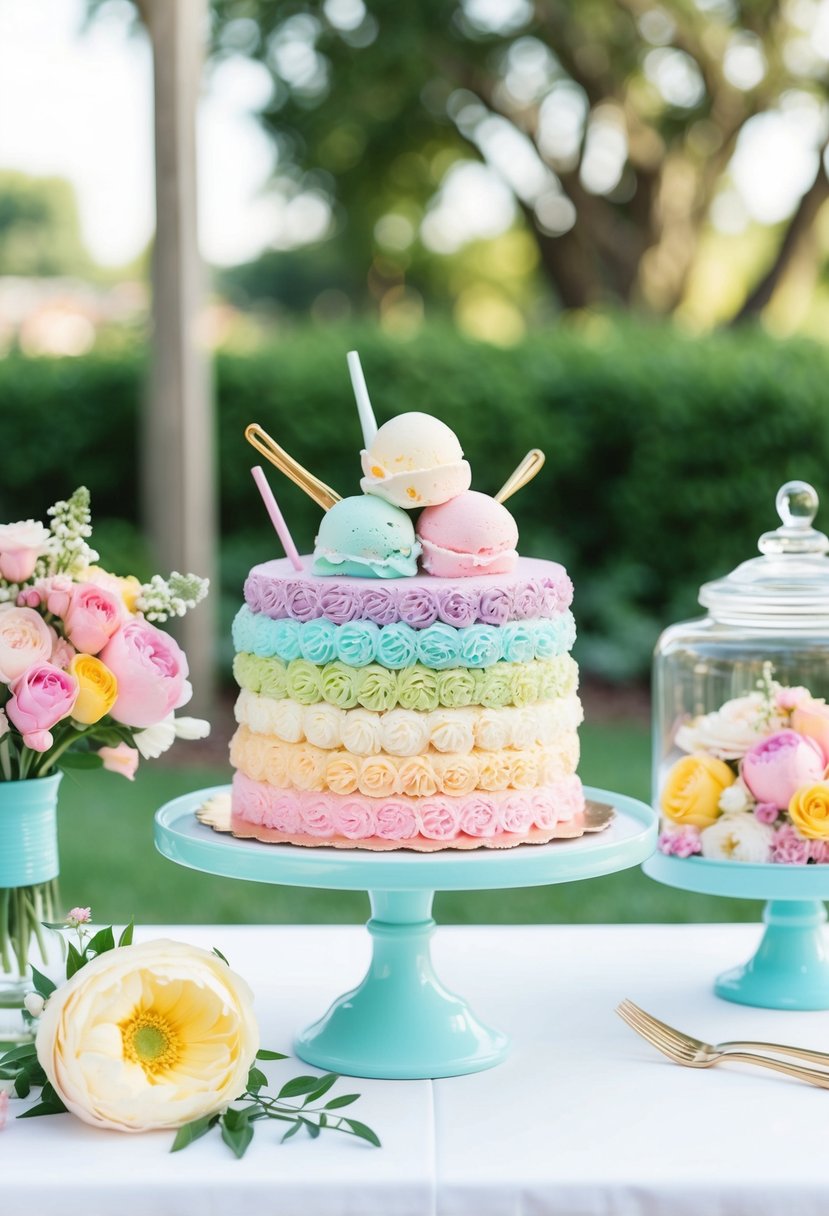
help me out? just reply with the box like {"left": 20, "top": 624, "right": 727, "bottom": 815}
{"left": 658, "top": 665, "right": 829, "bottom": 864}
{"left": 0, "top": 487, "right": 208, "bottom": 1020}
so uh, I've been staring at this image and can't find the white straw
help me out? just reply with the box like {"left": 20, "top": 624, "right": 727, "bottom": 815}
{"left": 347, "top": 350, "right": 378, "bottom": 446}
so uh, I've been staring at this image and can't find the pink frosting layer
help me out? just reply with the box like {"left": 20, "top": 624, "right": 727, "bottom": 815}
{"left": 243, "top": 555, "right": 573, "bottom": 628}
{"left": 232, "top": 770, "right": 585, "bottom": 844}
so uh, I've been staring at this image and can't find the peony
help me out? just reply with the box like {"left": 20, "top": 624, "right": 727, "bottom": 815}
{"left": 675, "top": 693, "right": 786, "bottom": 761}
{"left": 791, "top": 698, "right": 829, "bottom": 763}
{"left": 661, "top": 753, "right": 735, "bottom": 829}
{"left": 788, "top": 783, "right": 829, "bottom": 840}
{"left": 6, "top": 662, "right": 78, "bottom": 750}
{"left": 700, "top": 814, "right": 774, "bottom": 863}
{"left": 0, "top": 520, "right": 50, "bottom": 583}
{"left": 98, "top": 743, "right": 139, "bottom": 781}
{"left": 62, "top": 583, "right": 124, "bottom": 656}
{"left": 69, "top": 654, "right": 118, "bottom": 725}
{"left": 741, "top": 730, "right": 824, "bottom": 810}
{"left": 99, "top": 620, "right": 191, "bottom": 728}
{"left": 0, "top": 604, "right": 53, "bottom": 683}
{"left": 36, "top": 939, "right": 258, "bottom": 1132}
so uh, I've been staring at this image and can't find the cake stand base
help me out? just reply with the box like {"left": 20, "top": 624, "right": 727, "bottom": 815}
{"left": 156, "top": 785, "right": 656, "bottom": 1078}
{"left": 295, "top": 890, "right": 508, "bottom": 1079}
{"left": 644, "top": 853, "right": 829, "bottom": 1011}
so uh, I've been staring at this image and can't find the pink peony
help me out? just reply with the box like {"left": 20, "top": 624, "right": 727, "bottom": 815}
{"left": 0, "top": 605, "right": 53, "bottom": 683}
{"left": 99, "top": 619, "right": 191, "bottom": 727}
{"left": 754, "top": 801, "right": 780, "bottom": 825}
{"left": 741, "top": 730, "right": 825, "bottom": 810}
{"left": 0, "top": 520, "right": 50, "bottom": 583}
{"left": 98, "top": 743, "right": 139, "bottom": 781}
{"left": 771, "top": 823, "right": 811, "bottom": 865}
{"left": 62, "top": 583, "right": 123, "bottom": 656}
{"left": 791, "top": 698, "right": 829, "bottom": 764}
{"left": 6, "top": 662, "right": 78, "bottom": 751}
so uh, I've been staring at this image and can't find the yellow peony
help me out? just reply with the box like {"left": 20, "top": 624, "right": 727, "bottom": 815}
{"left": 69, "top": 654, "right": 118, "bottom": 725}
{"left": 36, "top": 939, "right": 259, "bottom": 1132}
{"left": 789, "top": 784, "right": 829, "bottom": 839}
{"left": 661, "top": 753, "right": 735, "bottom": 829}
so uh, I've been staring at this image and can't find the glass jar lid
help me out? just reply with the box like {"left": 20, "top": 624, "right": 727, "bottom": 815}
{"left": 699, "top": 481, "right": 829, "bottom": 623}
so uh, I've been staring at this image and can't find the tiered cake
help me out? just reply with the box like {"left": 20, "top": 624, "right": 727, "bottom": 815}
{"left": 227, "top": 401, "right": 588, "bottom": 851}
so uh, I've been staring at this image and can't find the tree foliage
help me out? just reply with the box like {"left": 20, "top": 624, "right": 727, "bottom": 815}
{"left": 208, "top": 0, "right": 829, "bottom": 319}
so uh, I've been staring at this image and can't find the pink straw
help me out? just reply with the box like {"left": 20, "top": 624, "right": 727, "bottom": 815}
{"left": 251, "top": 466, "right": 303, "bottom": 571}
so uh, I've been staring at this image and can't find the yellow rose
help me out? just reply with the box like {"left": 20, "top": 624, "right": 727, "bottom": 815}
{"left": 656, "top": 753, "right": 729, "bottom": 831}
{"left": 661, "top": 753, "right": 734, "bottom": 828}
{"left": 789, "top": 784, "right": 829, "bottom": 839}
{"left": 69, "top": 654, "right": 118, "bottom": 725}
{"left": 36, "top": 939, "right": 258, "bottom": 1131}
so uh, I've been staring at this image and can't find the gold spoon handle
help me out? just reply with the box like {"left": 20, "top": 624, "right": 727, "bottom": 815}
{"left": 495, "top": 448, "right": 545, "bottom": 504}
{"left": 245, "top": 423, "right": 341, "bottom": 511}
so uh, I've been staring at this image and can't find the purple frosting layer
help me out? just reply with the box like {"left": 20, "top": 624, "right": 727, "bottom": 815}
{"left": 244, "top": 556, "right": 573, "bottom": 629}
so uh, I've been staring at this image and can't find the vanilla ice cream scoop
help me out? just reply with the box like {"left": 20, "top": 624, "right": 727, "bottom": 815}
{"left": 360, "top": 412, "right": 471, "bottom": 509}
{"left": 417, "top": 490, "right": 519, "bottom": 577}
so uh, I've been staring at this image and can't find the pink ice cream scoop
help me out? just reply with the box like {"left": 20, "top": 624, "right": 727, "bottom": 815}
{"left": 417, "top": 490, "right": 519, "bottom": 577}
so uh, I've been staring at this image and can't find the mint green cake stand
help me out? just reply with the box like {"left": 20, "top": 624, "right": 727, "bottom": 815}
{"left": 155, "top": 785, "right": 656, "bottom": 1079}
{"left": 644, "top": 852, "right": 829, "bottom": 1011}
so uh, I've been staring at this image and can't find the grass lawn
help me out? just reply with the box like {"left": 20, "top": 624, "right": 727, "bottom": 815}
{"left": 56, "top": 722, "right": 763, "bottom": 926}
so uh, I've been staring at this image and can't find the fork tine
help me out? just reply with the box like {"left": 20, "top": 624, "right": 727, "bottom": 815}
{"left": 616, "top": 1002, "right": 695, "bottom": 1061}
{"left": 622, "top": 1001, "right": 700, "bottom": 1052}
{"left": 616, "top": 1008, "right": 686, "bottom": 1063}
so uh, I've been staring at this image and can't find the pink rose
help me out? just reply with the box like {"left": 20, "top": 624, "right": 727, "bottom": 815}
{"left": 420, "top": 797, "right": 459, "bottom": 841}
{"left": 16, "top": 589, "right": 41, "bottom": 609}
{"left": 0, "top": 605, "right": 53, "bottom": 683}
{"left": 459, "top": 795, "right": 499, "bottom": 837}
{"left": 792, "top": 698, "right": 829, "bottom": 763}
{"left": 0, "top": 520, "right": 50, "bottom": 583}
{"left": 38, "top": 574, "right": 74, "bottom": 619}
{"left": 62, "top": 583, "right": 123, "bottom": 655}
{"left": 6, "top": 662, "right": 78, "bottom": 750}
{"left": 98, "top": 743, "right": 139, "bottom": 781}
{"left": 741, "top": 730, "right": 825, "bottom": 810}
{"left": 776, "top": 686, "right": 812, "bottom": 712}
{"left": 374, "top": 800, "right": 418, "bottom": 840}
{"left": 50, "top": 636, "right": 76, "bottom": 670}
{"left": 99, "top": 619, "right": 191, "bottom": 727}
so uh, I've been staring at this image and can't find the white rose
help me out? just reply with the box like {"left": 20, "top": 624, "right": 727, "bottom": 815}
{"left": 268, "top": 699, "right": 305, "bottom": 743}
{"left": 676, "top": 693, "right": 786, "bottom": 761}
{"left": 36, "top": 939, "right": 259, "bottom": 1132}
{"left": 429, "top": 709, "right": 475, "bottom": 754}
{"left": 0, "top": 605, "right": 53, "bottom": 684}
{"left": 303, "top": 703, "right": 344, "bottom": 750}
{"left": 718, "top": 780, "right": 752, "bottom": 816}
{"left": 340, "top": 709, "right": 383, "bottom": 756}
{"left": 474, "top": 708, "right": 511, "bottom": 751}
{"left": 379, "top": 709, "right": 430, "bottom": 757}
{"left": 700, "top": 814, "right": 773, "bottom": 863}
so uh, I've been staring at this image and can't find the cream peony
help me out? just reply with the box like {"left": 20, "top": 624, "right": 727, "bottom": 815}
{"left": 700, "top": 814, "right": 774, "bottom": 863}
{"left": 35, "top": 939, "right": 259, "bottom": 1132}
{"left": 675, "top": 693, "right": 786, "bottom": 761}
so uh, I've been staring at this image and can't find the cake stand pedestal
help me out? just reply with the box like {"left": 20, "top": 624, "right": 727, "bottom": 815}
{"left": 155, "top": 786, "right": 656, "bottom": 1079}
{"left": 643, "top": 853, "right": 829, "bottom": 1011}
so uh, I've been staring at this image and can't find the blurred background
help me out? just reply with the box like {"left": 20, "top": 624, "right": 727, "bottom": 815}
{"left": 2, "top": 0, "right": 829, "bottom": 925}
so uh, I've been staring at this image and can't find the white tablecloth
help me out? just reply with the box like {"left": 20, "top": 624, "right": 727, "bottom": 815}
{"left": 5, "top": 923, "right": 829, "bottom": 1216}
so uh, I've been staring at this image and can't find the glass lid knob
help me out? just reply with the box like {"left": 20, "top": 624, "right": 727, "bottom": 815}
{"left": 758, "top": 480, "right": 829, "bottom": 556}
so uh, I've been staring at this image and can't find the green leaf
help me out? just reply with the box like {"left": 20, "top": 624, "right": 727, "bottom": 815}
{"left": 302, "top": 1073, "right": 339, "bottom": 1105}
{"left": 212, "top": 946, "right": 229, "bottom": 965}
{"left": 59, "top": 752, "right": 104, "bottom": 769}
{"left": 246, "top": 1066, "right": 267, "bottom": 1094}
{"left": 324, "top": 1093, "right": 360, "bottom": 1110}
{"left": 277, "top": 1074, "right": 327, "bottom": 1100}
{"left": 30, "top": 965, "right": 57, "bottom": 999}
{"left": 86, "top": 926, "right": 115, "bottom": 957}
{"left": 118, "top": 920, "right": 135, "bottom": 947}
{"left": 256, "top": 1048, "right": 288, "bottom": 1061}
{"left": 281, "top": 1120, "right": 302, "bottom": 1143}
{"left": 345, "top": 1119, "right": 381, "bottom": 1148}
{"left": 66, "top": 941, "right": 84, "bottom": 979}
{"left": 221, "top": 1118, "right": 254, "bottom": 1159}
{"left": 18, "top": 1084, "right": 67, "bottom": 1119}
{"left": 299, "top": 1116, "right": 320, "bottom": 1139}
{"left": 170, "top": 1114, "right": 219, "bottom": 1153}
{"left": 14, "top": 1074, "right": 30, "bottom": 1099}
{"left": 0, "top": 1043, "right": 38, "bottom": 1066}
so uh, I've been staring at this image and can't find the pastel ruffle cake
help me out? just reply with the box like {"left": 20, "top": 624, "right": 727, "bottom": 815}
{"left": 229, "top": 556, "right": 585, "bottom": 850}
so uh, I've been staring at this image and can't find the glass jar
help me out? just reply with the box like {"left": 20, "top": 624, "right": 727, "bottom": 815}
{"left": 653, "top": 480, "right": 829, "bottom": 865}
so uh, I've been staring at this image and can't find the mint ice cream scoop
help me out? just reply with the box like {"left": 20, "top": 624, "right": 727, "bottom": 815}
{"left": 313, "top": 495, "right": 422, "bottom": 579}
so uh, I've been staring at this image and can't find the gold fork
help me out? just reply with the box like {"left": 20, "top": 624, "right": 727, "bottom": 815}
{"left": 617, "top": 999, "right": 829, "bottom": 1089}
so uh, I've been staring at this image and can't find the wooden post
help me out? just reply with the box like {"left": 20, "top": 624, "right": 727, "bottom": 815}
{"left": 139, "top": 0, "right": 216, "bottom": 716}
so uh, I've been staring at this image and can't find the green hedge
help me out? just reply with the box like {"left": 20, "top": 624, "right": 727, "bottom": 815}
{"left": 3, "top": 323, "right": 829, "bottom": 681}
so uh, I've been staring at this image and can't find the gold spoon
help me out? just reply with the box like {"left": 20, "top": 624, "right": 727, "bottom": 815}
{"left": 495, "top": 449, "right": 546, "bottom": 504}
{"left": 245, "top": 423, "right": 341, "bottom": 511}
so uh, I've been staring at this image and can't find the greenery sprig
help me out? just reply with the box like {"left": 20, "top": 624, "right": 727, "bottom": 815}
{"left": 0, "top": 919, "right": 381, "bottom": 1160}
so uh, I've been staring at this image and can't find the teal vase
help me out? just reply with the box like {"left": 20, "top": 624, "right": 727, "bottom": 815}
{"left": 0, "top": 774, "right": 62, "bottom": 1042}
